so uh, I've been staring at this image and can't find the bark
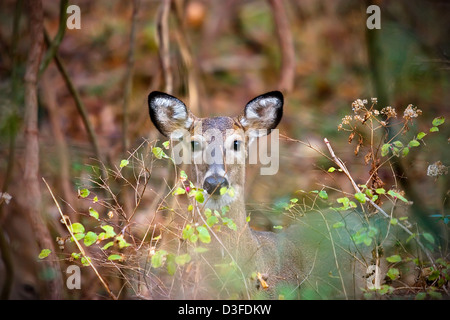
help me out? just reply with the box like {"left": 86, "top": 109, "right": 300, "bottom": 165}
{"left": 23, "top": 0, "right": 63, "bottom": 300}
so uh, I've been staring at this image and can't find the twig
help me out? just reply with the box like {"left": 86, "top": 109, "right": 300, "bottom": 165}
{"left": 323, "top": 138, "right": 436, "bottom": 268}
{"left": 39, "top": 0, "right": 68, "bottom": 75}
{"left": 42, "top": 178, "right": 118, "bottom": 300}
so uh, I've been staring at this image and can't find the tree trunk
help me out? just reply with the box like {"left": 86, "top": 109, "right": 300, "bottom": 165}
{"left": 23, "top": 0, "right": 63, "bottom": 300}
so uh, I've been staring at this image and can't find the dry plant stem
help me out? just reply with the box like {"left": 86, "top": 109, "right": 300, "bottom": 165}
{"left": 323, "top": 138, "right": 437, "bottom": 268}
{"left": 194, "top": 205, "right": 251, "bottom": 300}
{"left": 42, "top": 178, "right": 118, "bottom": 300}
{"left": 23, "top": 0, "right": 63, "bottom": 299}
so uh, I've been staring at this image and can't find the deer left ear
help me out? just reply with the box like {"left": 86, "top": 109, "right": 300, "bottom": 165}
{"left": 239, "top": 91, "right": 283, "bottom": 138}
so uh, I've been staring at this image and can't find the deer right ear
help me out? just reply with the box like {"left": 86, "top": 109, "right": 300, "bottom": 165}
{"left": 148, "top": 91, "right": 195, "bottom": 138}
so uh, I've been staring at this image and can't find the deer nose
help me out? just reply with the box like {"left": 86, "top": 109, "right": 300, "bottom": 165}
{"left": 203, "top": 175, "right": 229, "bottom": 196}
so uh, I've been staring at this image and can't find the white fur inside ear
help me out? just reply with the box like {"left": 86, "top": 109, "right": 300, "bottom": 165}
{"left": 241, "top": 95, "right": 282, "bottom": 132}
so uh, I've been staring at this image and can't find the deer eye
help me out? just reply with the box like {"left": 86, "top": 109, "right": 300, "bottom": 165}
{"left": 191, "top": 140, "right": 201, "bottom": 152}
{"left": 233, "top": 140, "right": 242, "bottom": 152}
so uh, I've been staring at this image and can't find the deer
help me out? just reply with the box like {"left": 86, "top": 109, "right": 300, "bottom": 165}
{"left": 147, "top": 90, "right": 305, "bottom": 299}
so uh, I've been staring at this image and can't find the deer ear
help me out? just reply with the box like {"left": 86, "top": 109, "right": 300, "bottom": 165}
{"left": 148, "top": 91, "right": 195, "bottom": 138}
{"left": 239, "top": 91, "right": 283, "bottom": 138}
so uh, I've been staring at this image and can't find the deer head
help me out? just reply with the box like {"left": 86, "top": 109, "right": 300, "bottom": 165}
{"left": 148, "top": 91, "right": 283, "bottom": 210}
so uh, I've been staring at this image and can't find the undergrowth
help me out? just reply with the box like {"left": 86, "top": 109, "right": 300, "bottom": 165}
{"left": 40, "top": 98, "right": 448, "bottom": 300}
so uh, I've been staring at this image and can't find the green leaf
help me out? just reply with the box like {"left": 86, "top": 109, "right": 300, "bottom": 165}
{"left": 222, "top": 217, "right": 237, "bottom": 231}
{"left": 354, "top": 192, "right": 366, "bottom": 203}
{"left": 408, "top": 140, "right": 420, "bottom": 148}
{"left": 206, "top": 215, "right": 218, "bottom": 227}
{"left": 327, "top": 167, "right": 336, "bottom": 172}
{"left": 386, "top": 255, "right": 402, "bottom": 263}
{"left": 220, "top": 187, "right": 228, "bottom": 196}
{"left": 180, "top": 170, "right": 188, "bottom": 181}
{"left": 196, "top": 226, "right": 211, "bottom": 244}
{"left": 84, "top": 231, "right": 98, "bottom": 246}
{"left": 101, "top": 225, "right": 116, "bottom": 238}
{"left": 119, "top": 159, "right": 129, "bottom": 168}
{"left": 390, "top": 218, "right": 398, "bottom": 225}
{"left": 227, "top": 187, "right": 235, "bottom": 198}
{"left": 93, "top": 196, "right": 98, "bottom": 203}
{"left": 422, "top": 233, "right": 435, "bottom": 244}
{"left": 392, "top": 140, "right": 404, "bottom": 148}
{"left": 375, "top": 188, "right": 386, "bottom": 194}
{"left": 337, "top": 197, "right": 350, "bottom": 207}
{"left": 416, "top": 132, "right": 427, "bottom": 140}
{"left": 116, "top": 234, "right": 131, "bottom": 249}
{"left": 151, "top": 250, "right": 167, "bottom": 268}
{"left": 38, "top": 249, "right": 51, "bottom": 259}
{"left": 381, "top": 143, "right": 390, "bottom": 157}
{"left": 162, "top": 140, "right": 170, "bottom": 149}
{"left": 387, "top": 268, "right": 400, "bottom": 280}
{"left": 318, "top": 190, "right": 328, "bottom": 200}
{"left": 152, "top": 147, "right": 168, "bottom": 159}
{"left": 108, "top": 254, "right": 124, "bottom": 262}
{"left": 164, "top": 254, "right": 176, "bottom": 275}
{"left": 78, "top": 188, "right": 90, "bottom": 198}
{"left": 333, "top": 221, "right": 345, "bottom": 229}
{"left": 89, "top": 207, "right": 99, "bottom": 220}
{"left": 402, "top": 147, "right": 409, "bottom": 157}
{"left": 273, "top": 225, "right": 283, "bottom": 230}
{"left": 172, "top": 187, "right": 186, "bottom": 195}
{"left": 70, "top": 222, "right": 85, "bottom": 234}
{"left": 175, "top": 253, "right": 191, "bottom": 266}
{"left": 387, "top": 190, "right": 408, "bottom": 203}
{"left": 415, "top": 292, "right": 427, "bottom": 300}
{"left": 432, "top": 116, "right": 445, "bottom": 127}
{"left": 81, "top": 256, "right": 92, "bottom": 266}
{"left": 71, "top": 252, "right": 81, "bottom": 260}
{"left": 101, "top": 241, "right": 114, "bottom": 250}
{"left": 195, "top": 191, "right": 204, "bottom": 203}
{"left": 430, "top": 126, "right": 439, "bottom": 132}
{"left": 71, "top": 233, "right": 85, "bottom": 242}
{"left": 182, "top": 225, "right": 194, "bottom": 240}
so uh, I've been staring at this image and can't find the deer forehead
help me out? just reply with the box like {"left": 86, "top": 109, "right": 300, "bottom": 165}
{"left": 192, "top": 117, "right": 243, "bottom": 139}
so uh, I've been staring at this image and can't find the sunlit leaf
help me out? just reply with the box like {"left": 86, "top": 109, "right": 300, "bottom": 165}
{"left": 119, "top": 159, "right": 129, "bottom": 168}
{"left": 432, "top": 116, "right": 445, "bottom": 127}
{"left": 89, "top": 207, "right": 99, "bottom": 220}
{"left": 84, "top": 231, "right": 98, "bottom": 247}
{"left": 38, "top": 249, "right": 51, "bottom": 259}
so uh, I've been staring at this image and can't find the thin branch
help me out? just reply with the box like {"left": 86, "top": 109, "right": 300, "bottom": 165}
{"left": 323, "top": 138, "right": 436, "bottom": 268}
{"left": 39, "top": 0, "right": 69, "bottom": 76}
{"left": 42, "top": 178, "right": 118, "bottom": 300}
